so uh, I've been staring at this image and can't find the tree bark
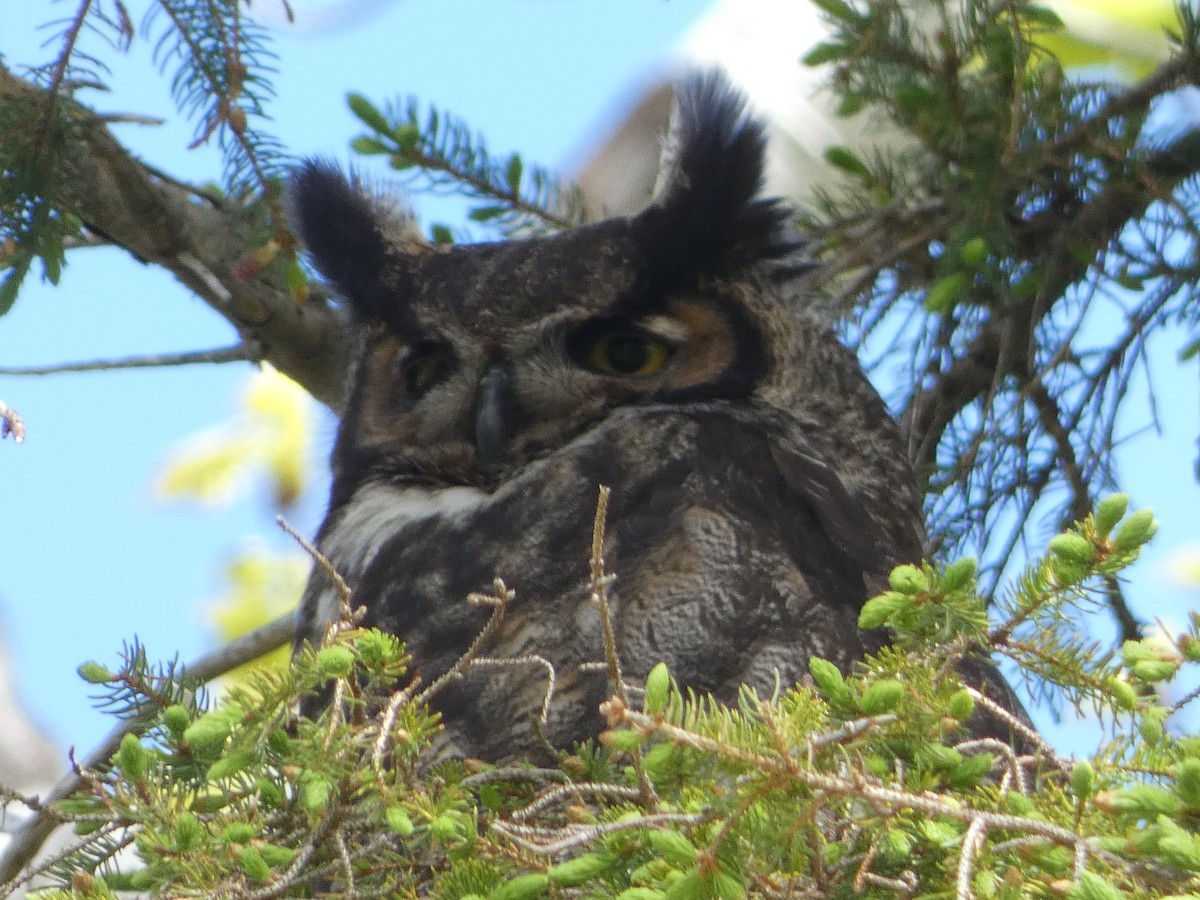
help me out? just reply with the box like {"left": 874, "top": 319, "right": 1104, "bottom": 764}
{"left": 0, "top": 63, "right": 348, "bottom": 409}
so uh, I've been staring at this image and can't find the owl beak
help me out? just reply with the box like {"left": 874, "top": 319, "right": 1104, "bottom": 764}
{"left": 474, "top": 366, "right": 513, "bottom": 465}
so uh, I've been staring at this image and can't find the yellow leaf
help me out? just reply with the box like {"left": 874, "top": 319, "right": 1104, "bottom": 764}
{"left": 1046, "top": 0, "right": 1178, "bottom": 78}
{"left": 155, "top": 365, "right": 314, "bottom": 510}
{"left": 209, "top": 547, "right": 309, "bottom": 682}
{"left": 156, "top": 434, "right": 257, "bottom": 505}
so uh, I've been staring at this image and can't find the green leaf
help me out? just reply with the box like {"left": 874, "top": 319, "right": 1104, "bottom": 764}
{"left": 548, "top": 852, "right": 612, "bottom": 886}
{"left": 959, "top": 237, "right": 989, "bottom": 268}
{"left": 505, "top": 154, "right": 523, "bottom": 192}
{"left": 1175, "top": 758, "right": 1200, "bottom": 807}
{"left": 615, "top": 890, "right": 666, "bottom": 900}
{"left": 888, "top": 564, "right": 926, "bottom": 594}
{"left": 1106, "top": 677, "right": 1139, "bottom": 711}
{"left": 41, "top": 249, "right": 62, "bottom": 285}
{"left": 468, "top": 205, "right": 506, "bottom": 223}
{"left": 487, "top": 874, "right": 550, "bottom": 900}
{"left": 836, "top": 93, "right": 867, "bottom": 117}
{"left": 235, "top": 846, "right": 272, "bottom": 884}
{"left": 663, "top": 869, "right": 706, "bottom": 900}
{"left": 394, "top": 122, "right": 421, "bottom": 151}
{"left": 810, "top": 0, "right": 860, "bottom": 23}
{"left": 77, "top": 661, "right": 115, "bottom": 684}
{"left": 858, "top": 592, "right": 908, "bottom": 629}
{"left": 948, "top": 752, "right": 995, "bottom": 788}
{"left": 207, "top": 749, "right": 256, "bottom": 782}
{"left": 924, "top": 272, "right": 968, "bottom": 313}
{"left": 1023, "top": 5, "right": 1065, "bottom": 29}
{"left": 1070, "top": 761, "right": 1095, "bottom": 799}
{"left": 802, "top": 42, "right": 848, "bottom": 66}
{"left": 809, "top": 657, "right": 851, "bottom": 707}
{"left": 1099, "top": 783, "right": 1179, "bottom": 819}
{"left": 1113, "top": 509, "right": 1157, "bottom": 552}
{"left": 173, "top": 812, "right": 205, "bottom": 851}
{"left": 824, "top": 146, "right": 871, "bottom": 179}
{"left": 643, "top": 661, "right": 671, "bottom": 716}
{"left": 182, "top": 710, "right": 236, "bottom": 759}
{"left": 346, "top": 93, "right": 391, "bottom": 134}
{"left": 116, "top": 733, "right": 151, "bottom": 782}
{"left": 316, "top": 644, "right": 355, "bottom": 678}
{"left": 940, "top": 557, "right": 977, "bottom": 592}
{"left": 1049, "top": 533, "right": 1096, "bottom": 565}
{"left": 1094, "top": 494, "right": 1129, "bottom": 537}
{"left": 0, "top": 271, "right": 22, "bottom": 317}
{"left": 601, "top": 728, "right": 642, "bottom": 751}
{"left": 300, "top": 772, "right": 333, "bottom": 814}
{"left": 351, "top": 135, "right": 393, "bottom": 156}
{"left": 1153, "top": 815, "right": 1200, "bottom": 871}
{"left": 220, "top": 823, "right": 255, "bottom": 844}
{"left": 259, "top": 843, "right": 298, "bottom": 867}
{"left": 947, "top": 689, "right": 975, "bottom": 721}
{"left": 860, "top": 679, "right": 905, "bottom": 715}
{"left": 386, "top": 807, "right": 415, "bottom": 836}
{"left": 646, "top": 830, "right": 697, "bottom": 868}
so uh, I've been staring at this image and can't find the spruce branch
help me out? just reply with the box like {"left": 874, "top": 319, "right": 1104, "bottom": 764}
{"left": 347, "top": 93, "right": 589, "bottom": 236}
{"left": 806, "top": 0, "right": 1200, "bottom": 603}
{"left": 0, "top": 61, "right": 347, "bottom": 406}
{"left": 149, "top": 0, "right": 287, "bottom": 198}
{"left": 0, "top": 613, "right": 294, "bottom": 887}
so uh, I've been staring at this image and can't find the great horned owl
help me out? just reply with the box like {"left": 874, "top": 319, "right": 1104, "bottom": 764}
{"left": 289, "top": 72, "right": 1023, "bottom": 762}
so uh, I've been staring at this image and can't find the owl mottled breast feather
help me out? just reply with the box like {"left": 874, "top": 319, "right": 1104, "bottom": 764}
{"left": 290, "top": 72, "right": 1027, "bottom": 761}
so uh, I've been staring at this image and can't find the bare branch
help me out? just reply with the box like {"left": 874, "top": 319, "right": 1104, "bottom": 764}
{"left": 0, "top": 343, "right": 258, "bottom": 376}
{"left": 0, "top": 61, "right": 348, "bottom": 409}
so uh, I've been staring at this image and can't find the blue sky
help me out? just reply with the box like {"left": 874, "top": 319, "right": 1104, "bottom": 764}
{"left": 2, "top": 0, "right": 1198, "bottom": 760}
{"left": 1, "top": 0, "right": 708, "bottom": 752}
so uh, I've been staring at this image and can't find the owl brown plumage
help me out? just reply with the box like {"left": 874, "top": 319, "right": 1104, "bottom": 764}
{"left": 289, "top": 72, "right": 1026, "bottom": 761}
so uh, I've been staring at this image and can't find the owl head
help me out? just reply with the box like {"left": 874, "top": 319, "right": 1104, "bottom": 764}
{"left": 289, "top": 73, "right": 896, "bottom": 511}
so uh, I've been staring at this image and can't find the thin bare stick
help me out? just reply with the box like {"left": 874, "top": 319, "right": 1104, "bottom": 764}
{"left": 0, "top": 343, "right": 258, "bottom": 376}
{"left": 413, "top": 580, "right": 513, "bottom": 708}
{"left": 509, "top": 781, "right": 641, "bottom": 823}
{"left": 613, "top": 705, "right": 1114, "bottom": 876}
{"left": 277, "top": 515, "right": 352, "bottom": 624}
{"left": 956, "top": 817, "right": 988, "bottom": 900}
{"left": 589, "top": 486, "right": 657, "bottom": 808}
{"left": 492, "top": 810, "right": 707, "bottom": 856}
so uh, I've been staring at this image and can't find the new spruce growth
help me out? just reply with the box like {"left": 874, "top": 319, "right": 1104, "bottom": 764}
{"left": 4, "top": 496, "right": 1200, "bottom": 899}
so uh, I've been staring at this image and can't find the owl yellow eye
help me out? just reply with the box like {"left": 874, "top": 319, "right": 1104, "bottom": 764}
{"left": 585, "top": 331, "right": 672, "bottom": 377}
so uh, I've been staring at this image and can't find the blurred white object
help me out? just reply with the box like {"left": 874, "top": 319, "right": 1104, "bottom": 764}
{"left": 577, "top": 0, "right": 881, "bottom": 214}
{"left": 575, "top": 0, "right": 1176, "bottom": 216}
{"left": 0, "top": 623, "right": 65, "bottom": 897}
{"left": 0, "top": 627, "right": 60, "bottom": 796}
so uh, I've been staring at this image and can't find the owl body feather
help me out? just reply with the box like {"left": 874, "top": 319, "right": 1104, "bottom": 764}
{"left": 303, "top": 400, "right": 917, "bottom": 761}
{"left": 290, "top": 72, "right": 1027, "bottom": 762}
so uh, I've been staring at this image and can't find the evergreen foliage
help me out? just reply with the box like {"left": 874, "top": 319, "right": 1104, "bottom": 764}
{"left": 5, "top": 495, "right": 1197, "bottom": 898}
{"left": 346, "top": 93, "right": 590, "bottom": 240}
{"left": 794, "top": 1, "right": 1200, "bottom": 605}
{"left": 4, "top": 0, "right": 1200, "bottom": 896}
{"left": 0, "top": 0, "right": 289, "bottom": 310}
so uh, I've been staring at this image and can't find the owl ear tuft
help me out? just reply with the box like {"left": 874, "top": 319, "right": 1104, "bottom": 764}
{"left": 287, "top": 161, "right": 420, "bottom": 321}
{"left": 639, "top": 71, "right": 790, "bottom": 275}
